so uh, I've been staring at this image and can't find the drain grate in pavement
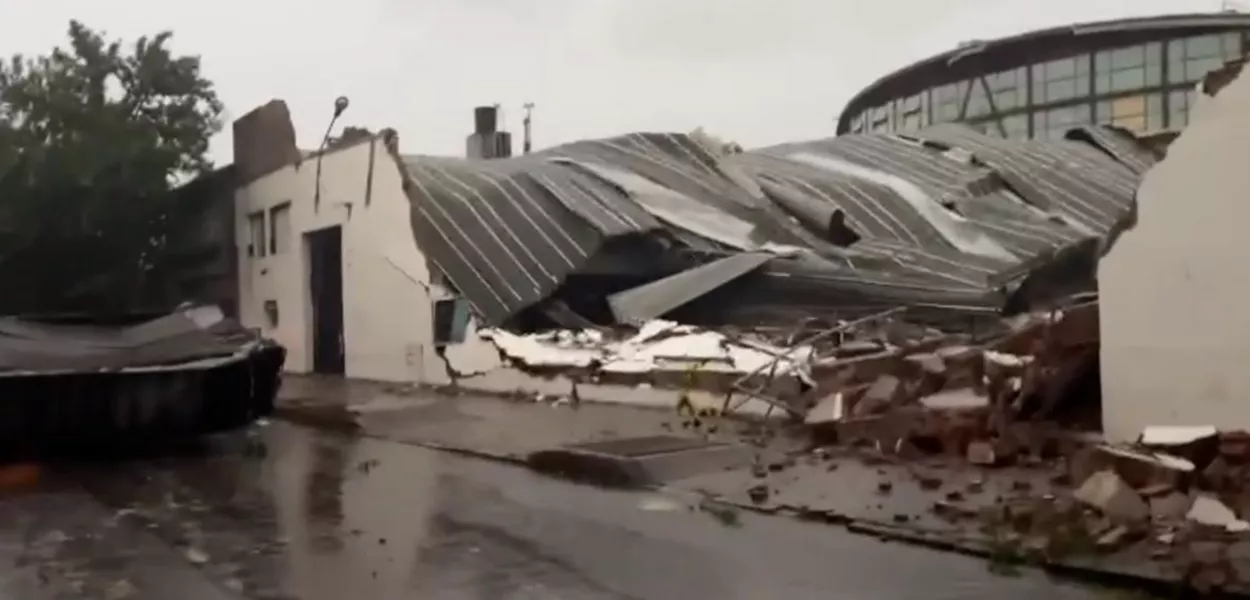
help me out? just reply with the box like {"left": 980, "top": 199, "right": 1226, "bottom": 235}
{"left": 527, "top": 435, "right": 753, "bottom": 488}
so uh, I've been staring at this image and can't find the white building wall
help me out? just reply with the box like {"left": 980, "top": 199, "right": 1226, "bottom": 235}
{"left": 235, "top": 138, "right": 456, "bottom": 384}
{"left": 1099, "top": 73, "right": 1250, "bottom": 441}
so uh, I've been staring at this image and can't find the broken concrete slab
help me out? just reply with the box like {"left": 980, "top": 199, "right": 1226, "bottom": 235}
{"left": 484, "top": 319, "right": 816, "bottom": 384}
{"left": 1187, "top": 494, "right": 1250, "bottom": 533}
{"left": 1149, "top": 492, "right": 1193, "bottom": 524}
{"left": 1096, "top": 444, "right": 1194, "bottom": 489}
{"left": 803, "top": 391, "right": 845, "bottom": 425}
{"left": 1073, "top": 469, "right": 1149, "bottom": 523}
{"left": 919, "top": 388, "right": 989, "bottom": 411}
{"left": 966, "top": 440, "right": 998, "bottom": 466}
{"left": 851, "top": 375, "right": 906, "bottom": 416}
{"left": 1140, "top": 425, "right": 1217, "bottom": 447}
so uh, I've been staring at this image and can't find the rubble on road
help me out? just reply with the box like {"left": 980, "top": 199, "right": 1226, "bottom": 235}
{"left": 482, "top": 318, "right": 814, "bottom": 384}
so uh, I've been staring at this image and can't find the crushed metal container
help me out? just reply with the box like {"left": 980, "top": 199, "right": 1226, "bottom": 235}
{"left": 0, "top": 304, "right": 285, "bottom": 452}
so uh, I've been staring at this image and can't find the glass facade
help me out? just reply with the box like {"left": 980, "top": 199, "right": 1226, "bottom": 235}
{"left": 844, "top": 28, "right": 1250, "bottom": 139}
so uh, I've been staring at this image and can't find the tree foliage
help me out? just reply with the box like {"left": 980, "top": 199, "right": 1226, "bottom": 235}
{"left": 0, "top": 20, "right": 223, "bottom": 314}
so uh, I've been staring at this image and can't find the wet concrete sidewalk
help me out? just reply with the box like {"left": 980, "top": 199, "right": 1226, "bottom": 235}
{"left": 275, "top": 375, "right": 717, "bottom": 462}
{"left": 273, "top": 375, "right": 1247, "bottom": 595}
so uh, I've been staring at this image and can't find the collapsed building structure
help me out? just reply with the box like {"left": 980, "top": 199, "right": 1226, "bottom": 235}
{"left": 395, "top": 124, "right": 1152, "bottom": 333}
{"left": 388, "top": 122, "right": 1153, "bottom": 423}
{"left": 228, "top": 95, "right": 1158, "bottom": 435}
{"left": 393, "top": 93, "right": 1250, "bottom": 592}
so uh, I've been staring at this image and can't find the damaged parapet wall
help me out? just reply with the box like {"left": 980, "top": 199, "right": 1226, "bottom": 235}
{"left": 1099, "top": 61, "right": 1250, "bottom": 442}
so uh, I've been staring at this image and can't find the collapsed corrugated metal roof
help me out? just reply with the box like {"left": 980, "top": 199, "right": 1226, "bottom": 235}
{"left": 391, "top": 125, "right": 1152, "bottom": 329}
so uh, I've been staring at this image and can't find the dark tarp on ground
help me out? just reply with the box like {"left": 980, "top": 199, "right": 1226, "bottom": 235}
{"left": 392, "top": 125, "right": 1152, "bottom": 328}
{"left": 0, "top": 305, "right": 263, "bottom": 373}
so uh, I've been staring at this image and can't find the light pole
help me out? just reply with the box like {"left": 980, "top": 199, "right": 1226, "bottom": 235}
{"left": 314, "top": 96, "right": 350, "bottom": 213}
{"left": 522, "top": 102, "right": 534, "bottom": 154}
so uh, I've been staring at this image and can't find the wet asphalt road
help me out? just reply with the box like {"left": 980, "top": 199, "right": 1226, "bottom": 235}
{"left": 0, "top": 421, "right": 1114, "bottom": 600}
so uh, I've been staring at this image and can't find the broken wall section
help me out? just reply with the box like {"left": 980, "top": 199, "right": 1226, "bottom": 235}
{"left": 1099, "top": 66, "right": 1250, "bottom": 442}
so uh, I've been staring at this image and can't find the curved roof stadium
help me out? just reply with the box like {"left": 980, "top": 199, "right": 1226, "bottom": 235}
{"left": 836, "top": 13, "right": 1250, "bottom": 139}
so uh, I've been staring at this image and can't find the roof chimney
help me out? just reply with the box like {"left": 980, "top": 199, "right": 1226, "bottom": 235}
{"left": 466, "top": 105, "right": 512, "bottom": 159}
{"left": 473, "top": 106, "right": 498, "bottom": 135}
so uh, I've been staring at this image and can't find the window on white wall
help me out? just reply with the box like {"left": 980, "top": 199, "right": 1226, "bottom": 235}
{"left": 269, "top": 202, "right": 292, "bottom": 255}
{"left": 247, "top": 211, "right": 266, "bottom": 257}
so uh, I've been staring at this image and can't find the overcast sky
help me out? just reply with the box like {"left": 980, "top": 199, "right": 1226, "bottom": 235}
{"left": 3, "top": 0, "right": 1230, "bottom": 163}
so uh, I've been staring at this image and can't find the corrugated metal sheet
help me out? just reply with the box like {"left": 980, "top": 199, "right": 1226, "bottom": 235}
{"left": 0, "top": 307, "right": 285, "bottom": 450}
{"left": 607, "top": 252, "right": 774, "bottom": 324}
{"left": 393, "top": 125, "right": 1152, "bottom": 328}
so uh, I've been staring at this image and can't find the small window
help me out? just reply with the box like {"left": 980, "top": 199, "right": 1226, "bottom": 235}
{"left": 986, "top": 68, "right": 1024, "bottom": 111}
{"left": 1040, "top": 57, "right": 1076, "bottom": 80}
{"left": 1144, "top": 61, "right": 1163, "bottom": 86}
{"left": 1109, "top": 68, "right": 1145, "bottom": 91}
{"left": 1146, "top": 42, "right": 1164, "bottom": 65}
{"left": 1095, "top": 93, "right": 1162, "bottom": 134}
{"left": 269, "top": 202, "right": 292, "bottom": 255}
{"left": 247, "top": 211, "right": 266, "bottom": 258}
{"left": 1186, "top": 35, "right": 1221, "bottom": 58}
{"left": 1001, "top": 114, "right": 1029, "bottom": 138}
{"left": 931, "top": 81, "right": 968, "bottom": 123}
{"left": 1107, "top": 45, "right": 1145, "bottom": 70}
{"left": 1146, "top": 94, "right": 1164, "bottom": 131}
{"left": 1033, "top": 104, "right": 1092, "bottom": 138}
{"left": 1168, "top": 88, "right": 1195, "bottom": 128}
{"left": 433, "top": 298, "right": 471, "bottom": 346}
{"left": 1223, "top": 32, "right": 1242, "bottom": 60}
{"left": 1043, "top": 78, "right": 1081, "bottom": 102}
{"left": 965, "top": 81, "right": 990, "bottom": 118}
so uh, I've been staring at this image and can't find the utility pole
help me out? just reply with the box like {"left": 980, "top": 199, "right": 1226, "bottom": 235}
{"left": 522, "top": 102, "right": 534, "bottom": 154}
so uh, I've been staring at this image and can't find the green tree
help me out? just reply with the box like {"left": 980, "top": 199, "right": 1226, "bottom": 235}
{"left": 0, "top": 20, "right": 223, "bottom": 315}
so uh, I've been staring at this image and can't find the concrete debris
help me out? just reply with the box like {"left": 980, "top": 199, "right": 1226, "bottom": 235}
{"left": 966, "top": 440, "right": 998, "bottom": 466}
{"left": 638, "top": 497, "right": 684, "bottom": 512}
{"left": 803, "top": 392, "right": 844, "bottom": 425}
{"left": 1141, "top": 425, "right": 1217, "bottom": 447}
{"left": 183, "top": 547, "right": 210, "bottom": 564}
{"left": 1187, "top": 495, "right": 1250, "bottom": 533}
{"left": 480, "top": 328, "right": 604, "bottom": 367}
{"left": 852, "top": 376, "right": 904, "bottom": 416}
{"left": 489, "top": 319, "right": 813, "bottom": 376}
{"left": 983, "top": 350, "right": 1033, "bottom": 368}
{"left": 1096, "top": 444, "right": 1195, "bottom": 490}
{"left": 1150, "top": 492, "right": 1193, "bottom": 524}
{"left": 481, "top": 319, "right": 816, "bottom": 408}
{"left": 1073, "top": 469, "right": 1149, "bottom": 524}
{"left": 1095, "top": 525, "right": 1133, "bottom": 551}
{"left": 919, "top": 389, "right": 989, "bottom": 411}
{"left": 797, "top": 300, "right": 1100, "bottom": 463}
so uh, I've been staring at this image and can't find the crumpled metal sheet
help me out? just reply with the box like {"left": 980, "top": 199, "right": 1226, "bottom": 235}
{"left": 395, "top": 125, "right": 1153, "bottom": 328}
{"left": 0, "top": 305, "right": 264, "bottom": 373}
{"left": 0, "top": 306, "right": 286, "bottom": 451}
{"left": 607, "top": 251, "right": 775, "bottom": 324}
